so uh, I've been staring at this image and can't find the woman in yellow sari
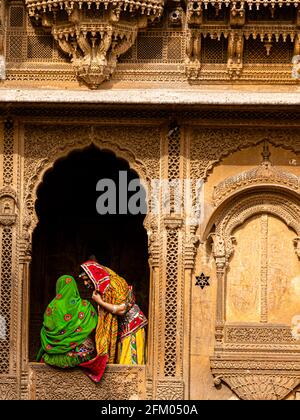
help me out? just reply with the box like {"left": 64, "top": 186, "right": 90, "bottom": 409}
{"left": 80, "top": 260, "right": 147, "bottom": 365}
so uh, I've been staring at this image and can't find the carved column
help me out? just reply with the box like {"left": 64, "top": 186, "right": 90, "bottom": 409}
{"left": 185, "top": 2, "right": 202, "bottom": 80}
{"left": 0, "top": 118, "right": 18, "bottom": 399}
{"left": 0, "top": 0, "right": 5, "bottom": 81}
{"left": 143, "top": 212, "right": 160, "bottom": 399}
{"left": 154, "top": 121, "right": 185, "bottom": 400}
{"left": 210, "top": 233, "right": 227, "bottom": 352}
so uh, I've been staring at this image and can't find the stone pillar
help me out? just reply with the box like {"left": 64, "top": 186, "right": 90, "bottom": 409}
{"left": 0, "top": 118, "right": 18, "bottom": 399}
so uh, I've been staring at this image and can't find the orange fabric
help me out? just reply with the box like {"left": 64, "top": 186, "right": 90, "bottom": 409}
{"left": 95, "top": 267, "right": 130, "bottom": 363}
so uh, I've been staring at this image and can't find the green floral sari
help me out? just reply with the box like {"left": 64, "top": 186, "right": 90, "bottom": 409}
{"left": 37, "top": 275, "right": 97, "bottom": 369}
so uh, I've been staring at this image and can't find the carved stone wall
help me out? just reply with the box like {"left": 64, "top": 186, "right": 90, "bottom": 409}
{"left": 190, "top": 139, "right": 300, "bottom": 400}
{"left": 0, "top": 106, "right": 300, "bottom": 400}
{"left": 29, "top": 364, "right": 146, "bottom": 400}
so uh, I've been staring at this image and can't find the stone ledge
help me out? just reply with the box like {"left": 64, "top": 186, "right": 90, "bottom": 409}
{"left": 29, "top": 363, "right": 146, "bottom": 400}
{"left": 1, "top": 88, "right": 300, "bottom": 105}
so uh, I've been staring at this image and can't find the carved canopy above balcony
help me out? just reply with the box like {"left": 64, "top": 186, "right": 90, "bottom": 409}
{"left": 188, "top": 0, "right": 300, "bottom": 10}
{"left": 25, "top": 0, "right": 164, "bottom": 88}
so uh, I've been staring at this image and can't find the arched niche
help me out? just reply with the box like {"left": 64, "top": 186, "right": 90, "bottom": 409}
{"left": 199, "top": 142, "right": 300, "bottom": 400}
{"left": 28, "top": 145, "right": 150, "bottom": 361}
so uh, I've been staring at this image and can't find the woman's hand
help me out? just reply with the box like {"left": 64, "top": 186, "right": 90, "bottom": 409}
{"left": 92, "top": 291, "right": 103, "bottom": 305}
{"left": 92, "top": 291, "right": 127, "bottom": 316}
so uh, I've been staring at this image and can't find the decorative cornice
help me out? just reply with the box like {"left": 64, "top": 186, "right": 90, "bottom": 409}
{"left": 188, "top": 0, "right": 300, "bottom": 11}
{"left": 25, "top": 0, "right": 164, "bottom": 17}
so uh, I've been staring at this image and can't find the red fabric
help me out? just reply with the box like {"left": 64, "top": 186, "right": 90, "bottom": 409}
{"left": 80, "top": 261, "right": 110, "bottom": 294}
{"left": 118, "top": 303, "right": 148, "bottom": 341}
{"left": 79, "top": 354, "right": 108, "bottom": 383}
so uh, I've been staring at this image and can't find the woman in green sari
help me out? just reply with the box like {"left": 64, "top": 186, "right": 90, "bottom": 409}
{"left": 37, "top": 275, "right": 98, "bottom": 373}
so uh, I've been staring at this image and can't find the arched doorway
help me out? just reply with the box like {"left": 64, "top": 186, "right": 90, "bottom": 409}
{"left": 29, "top": 145, "right": 149, "bottom": 361}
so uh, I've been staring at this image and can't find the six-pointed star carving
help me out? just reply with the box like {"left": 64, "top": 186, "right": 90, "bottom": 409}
{"left": 195, "top": 273, "right": 210, "bottom": 289}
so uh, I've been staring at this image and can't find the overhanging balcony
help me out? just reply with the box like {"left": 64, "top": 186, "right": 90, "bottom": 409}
{"left": 24, "top": 0, "right": 165, "bottom": 88}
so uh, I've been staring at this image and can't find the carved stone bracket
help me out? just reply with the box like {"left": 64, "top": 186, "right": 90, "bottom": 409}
{"left": 185, "top": 29, "right": 201, "bottom": 81}
{"left": 25, "top": 0, "right": 164, "bottom": 88}
{"left": 211, "top": 358, "right": 300, "bottom": 400}
{"left": 184, "top": 234, "right": 200, "bottom": 269}
{"left": 227, "top": 31, "right": 244, "bottom": 79}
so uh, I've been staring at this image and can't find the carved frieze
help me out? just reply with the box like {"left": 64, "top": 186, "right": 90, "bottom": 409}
{"left": 29, "top": 364, "right": 146, "bottom": 400}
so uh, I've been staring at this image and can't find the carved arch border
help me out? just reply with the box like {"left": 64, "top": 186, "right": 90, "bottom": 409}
{"left": 189, "top": 130, "right": 300, "bottom": 182}
{"left": 20, "top": 126, "right": 160, "bottom": 400}
{"left": 217, "top": 192, "right": 300, "bottom": 243}
{"left": 23, "top": 135, "right": 152, "bottom": 239}
{"left": 202, "top": 185, "right": 300, "bottom": 241}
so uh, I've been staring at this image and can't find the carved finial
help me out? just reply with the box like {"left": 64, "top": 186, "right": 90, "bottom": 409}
{"left": 261, "top": 141, "right": 271, "bottom": 164}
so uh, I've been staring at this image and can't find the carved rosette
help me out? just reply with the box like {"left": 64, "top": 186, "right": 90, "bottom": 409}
{"left": 25, "top": 0, "right": 164, "bottom": 88}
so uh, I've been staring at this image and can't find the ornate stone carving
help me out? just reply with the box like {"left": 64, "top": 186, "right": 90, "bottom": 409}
{"left": 4, "top": 1, "right": 300, "bottom": 85}
{"left": 213, "top": 143, "right": 300, "bottom": 205}
{"left": 156, "top": 380, "right": 185, "bottom": 400}
{"left": 0, "top": 186, "right": 18, "bottom": 226}
{"left": 23, "top": 124, "right": 160, "bottom": 237}
{"left": 187, "top": 1, "right": 300, "bottom": 10}
{"left": 212, "top": 357, "right": 300, "bottom": 400}
{"left": 205, "top": 150, "right": 300, "bottom": 399}
{"left": 211, "top": 368, "right": 300, "bottom": 401}
{"left": 25, "top": 0, "right": 164, "bottom": 88}
{"left": 227, "top": 31, "right": 244, "bottom": 79}
{"left": 225, "top": 326, "right": 300, "bottom": 344}
{"left": 0, "top": 378, "right": 18, "bottom": 400}
{"left": 29, "top": 364, "right": 146, "bottom": 400}
{"left": 190, "top": 128, "right": 300, "bottom": 183}
{"left": 144, "top": 213, "right": 160, "bottom": 268}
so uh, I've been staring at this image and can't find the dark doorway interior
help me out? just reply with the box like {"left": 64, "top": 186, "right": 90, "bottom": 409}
{"left": 29, "top": 145, "right": 149, "bottom": 361}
